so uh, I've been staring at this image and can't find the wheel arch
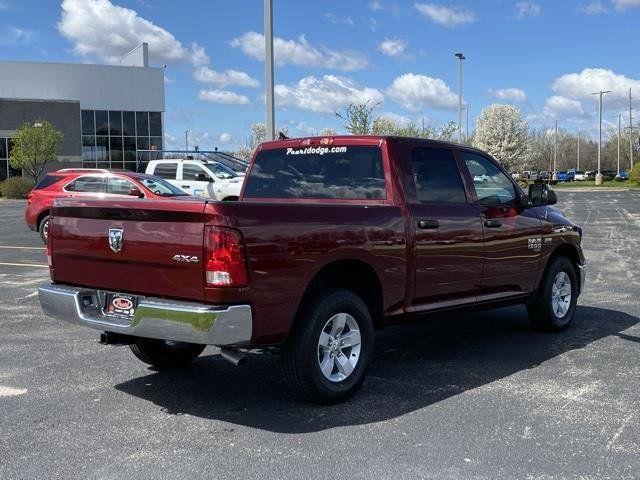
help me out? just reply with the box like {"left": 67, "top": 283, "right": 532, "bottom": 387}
{"left": 293, "top": 259, "right": 384, "bottom": 332}
{"left": 540, "top": 243, "right": 583, "bottom": 292}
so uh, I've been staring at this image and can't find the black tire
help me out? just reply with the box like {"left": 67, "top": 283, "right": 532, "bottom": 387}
{"left": 282, "top": 289, "right": 374, "bottom": 404}
{"left": 38, "top": 215, "right": 50, "bottom": 244}
{"left": 129, "top": 339, "right": 205, "bottom": 369}
{"left": 527, "top": 256, "right": 578, "bottom": 332}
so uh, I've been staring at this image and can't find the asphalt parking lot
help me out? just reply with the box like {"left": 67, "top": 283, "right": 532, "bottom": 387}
{"left": 1, "top": 191, "right": 639, "bottom": 480}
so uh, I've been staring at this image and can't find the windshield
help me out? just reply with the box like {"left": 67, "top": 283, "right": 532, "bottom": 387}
{"left": 139, "top": 177, "right": 190, "bottom": 196}
{"left": 206, "top": 162, "right": 237, "bottom": 179}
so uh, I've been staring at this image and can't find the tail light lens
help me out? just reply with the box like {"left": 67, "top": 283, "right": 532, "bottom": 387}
{"left": 46, "top": 223, "right": 53, "bottom": 277}
{"left": 204, "top": 226, "right": 247, "bottom": 287}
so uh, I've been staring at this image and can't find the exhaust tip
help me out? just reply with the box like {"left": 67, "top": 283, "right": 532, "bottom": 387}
{"left": 220, "top": 348, "right": 248, "bottom": 366}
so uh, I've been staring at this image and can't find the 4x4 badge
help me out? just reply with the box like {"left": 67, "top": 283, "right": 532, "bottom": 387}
{"left": 108, "top": 228, "right": 124, "bottom": 253}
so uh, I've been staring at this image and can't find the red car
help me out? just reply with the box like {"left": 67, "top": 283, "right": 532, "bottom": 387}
{"left": 26, "top": 169, "right": 189, "bottom": 243}
{"left": 39, "top": 136, "right": 585, "bottom": 403}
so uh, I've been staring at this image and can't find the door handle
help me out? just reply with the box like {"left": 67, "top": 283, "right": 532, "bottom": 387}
{"left": 181, "top": 185, "right": 191, "bottom": 188}
{"left": 418, "top": 219, "right": 439, "bottom": 229}
{"left": 484, "top": 219, "right": 503, "bottom": 228}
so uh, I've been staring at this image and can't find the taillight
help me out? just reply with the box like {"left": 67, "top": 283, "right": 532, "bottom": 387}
{"left": 204, "top": 226, "right": 247, "bottom": 287}
{"left": 46, "top": 224, "right": 53, "bottom": 275}
{"left": 26, "top": 193, "right": 33, "bottom": 205}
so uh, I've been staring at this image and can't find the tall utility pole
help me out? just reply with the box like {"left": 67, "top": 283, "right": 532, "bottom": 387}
{"left": 618, "top": 114, "right": 622, "bottom": 175}
{"left": 185, "top": 130, "right": 189, "bottom": 152}
{"left": 630, "top": 88, "right": 634, "bottom": 170}
{"left": 466, "top": 104, "right": 469, "bottom": 143}
{"left": 592, "top": 90, "right": 611, "bottom": 185}
{"left": 455, "top": 53, "right": 465, "bottom": 143}
{"left": 264, "top": 0, "right": 276, "bottom": 141}
{"left": 577, "top": 133, "right": 580, "bottom": 171}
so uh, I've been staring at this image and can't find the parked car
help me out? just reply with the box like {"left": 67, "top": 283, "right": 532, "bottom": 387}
{"left": 615, "top": 171, "right": 629, "bottom": 181}
{"left": 538, "top": 171, "right": 549, "bottom": 181}
{"left": 39, "top": 136, "right": 586, "bottom": 404}
{"left": 555, "top": 171, "right": 568, "bottom": 182}
{"left": 473, "top": 173, "right": 491, "bottom": 183}
{"left": 523, "top": 171, "right": 539, "bottom": 181}
{"left": 25, "top": 169, "right": 190, "bottom": 243}
{"left": 601, "top": 170, "right": 617, "bottom": 181}
{"left": 146, "top": 159, "right": 243, "bottom": 201}
{"left": 585, "top": 170, "right": 596, "bottom": 180}
{"left": 565, "top": 170, "right": 576, "bottom": 182}
{"left": 511, "top": 172, "right": 521, "bottom": 180}
{"left": 573, "top": 171, "right": 587, "bottom": 181}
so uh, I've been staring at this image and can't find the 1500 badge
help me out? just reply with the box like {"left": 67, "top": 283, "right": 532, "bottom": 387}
{"left": 528, "top": 237, "right": 542, "bottom": 252}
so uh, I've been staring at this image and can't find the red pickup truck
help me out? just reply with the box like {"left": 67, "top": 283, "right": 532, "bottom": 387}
{"left": 39, "top": 136, "right": 586, "bottom": 403}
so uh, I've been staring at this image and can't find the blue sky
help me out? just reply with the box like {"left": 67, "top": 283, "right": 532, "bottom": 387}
{"left": 1, "top": 0, "right": 639, "bottom": 150}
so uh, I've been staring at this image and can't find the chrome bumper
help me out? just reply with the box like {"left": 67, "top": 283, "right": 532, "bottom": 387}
{"left": 578, "top": 263, "right": 586, "bottom": 295}
{"left": 38, "top": 283, "right": 252, "bottom": 346}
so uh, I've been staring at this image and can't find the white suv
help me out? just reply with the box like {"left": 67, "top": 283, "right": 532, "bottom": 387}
{"left": 146, "top": 159, "right": 243, "bottom": 201}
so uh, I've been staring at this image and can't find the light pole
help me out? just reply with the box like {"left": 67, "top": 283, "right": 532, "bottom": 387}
{"left": 185, "top": 130, "right": 189, "bottom": 153}
{"left": 630, "top": 88, "right": 634, "bottom": 170}
{"left": 618, "top": 113, "right": 621, "bottom": 176}
{"left": 455, "top": 52, "right": 465, "bottom": 143}
{"left": 576, "top": 133, "right": 580, "bottom": 171}
{"left": 591, "top": 90, "right": 611, "bottom": 185}
{"left": 264, "top": 0, "right": 276, "bottom": 141}
{"left": 552, "top": 120, "right": 558, "bottom": 181}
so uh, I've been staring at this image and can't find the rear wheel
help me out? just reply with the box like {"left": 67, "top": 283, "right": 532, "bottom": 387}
{"left": 38, "top": 215, "right": 51, "bottom": 244}
{"left": 129, "top": 339, "right": 205, "bottom": 369}
{"left": 282, "top": 289, "right": 373, "bottom": 404}
{"left": 527, "top": 256, "right": 578, "bottom": 332}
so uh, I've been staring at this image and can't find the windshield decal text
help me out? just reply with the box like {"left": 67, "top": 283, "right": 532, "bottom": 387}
{"left": 285, "top": 146, "right": 348, "bottom": 156}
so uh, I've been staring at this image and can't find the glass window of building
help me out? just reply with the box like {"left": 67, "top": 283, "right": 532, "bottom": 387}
{"left": 95, "top": 111, "right": 108, "bottom": 135}
{"left": 81, "top": 110, "right": 95, "bottom": 136}
{"left": 136, "top": 112, "right": 149, "bottom": 137}
{"left": 149, "top": 112, "right": 162, "bottom": 136}
{"left": 0, "top": 137, "right": 7, "bottom": 158}
{"left": 110, "top": 136, "right": 123, "bottom": 166}
{"left": 108, "top": 111, "right": 122, "bottom": 136}
{"left": 122, "top": 111, "right": 135, "bottom": 137}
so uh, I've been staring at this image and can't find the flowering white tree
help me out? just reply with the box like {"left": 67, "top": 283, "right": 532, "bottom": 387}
{"left": 473, "top": 104, "right": 531, "bottom": 171}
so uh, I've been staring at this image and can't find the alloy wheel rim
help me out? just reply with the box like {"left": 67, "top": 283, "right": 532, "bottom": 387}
{"left": 317, "top": 313, "right": 362, "bottom": 383}
{"left": 551, "top": 271, "right": 572, "bottom": 319}
{"left": 42, "top": 219, "right": 50, "bottom": 239}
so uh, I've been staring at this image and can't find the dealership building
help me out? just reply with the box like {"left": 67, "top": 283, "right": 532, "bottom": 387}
{"left": 0, "top": 44, "right": 164, "bottom": 180}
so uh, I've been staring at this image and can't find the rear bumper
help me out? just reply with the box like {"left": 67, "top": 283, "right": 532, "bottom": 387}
{"left": 38, "top": 283, "right": 252, "bottom": 347}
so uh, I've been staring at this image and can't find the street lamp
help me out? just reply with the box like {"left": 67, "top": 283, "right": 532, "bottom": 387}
{"left": 185, "top": 129, "right": 190, "bottom": 153}
{"left": 264, "top": 0, "right": 276, "bottom": 141}
{"left": 591, "top": 90, "right": 611, "bottom": 185}
{"left": 455, "top": 52, "right": 465, "bottom": 143}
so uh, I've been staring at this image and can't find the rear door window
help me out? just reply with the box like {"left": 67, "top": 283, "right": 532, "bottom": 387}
{"left": 182, "top": 164, "right": 212, "bottom": 182}
{"left": 243, "top": 146, "right": 386, "bottom": 199}
{"left": 65, "top": 176, "right": 105, "bottom": 193}
{"left": 34, "top": 174, "right": 64, "bottom": 190}
{"left": 410, "top": 147, "right": 467, "bottom": 204}
{"left": 152, "top": 162, "right": 178, "bottom": 180}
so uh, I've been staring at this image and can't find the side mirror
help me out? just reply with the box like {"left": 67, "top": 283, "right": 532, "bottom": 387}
{"left": 128, "top": 187, "right": 144, "bottom": 198}
{"left": 528, "top": 183, "right": 557, "bottom": 206}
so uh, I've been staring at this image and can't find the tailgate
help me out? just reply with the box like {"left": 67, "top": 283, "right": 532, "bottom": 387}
{"left": 50, "top": 198, "right": 207, "bottom": 301}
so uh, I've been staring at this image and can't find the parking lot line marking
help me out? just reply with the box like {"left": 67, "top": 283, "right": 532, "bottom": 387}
{"left": 0, "top": 262, "right": 48, "bottom": 268}
{"left": 0, "top": 245, "right": 46, "bottom": 250}
{"left": 0, "top": 386, "right": 27, "bottom": 397}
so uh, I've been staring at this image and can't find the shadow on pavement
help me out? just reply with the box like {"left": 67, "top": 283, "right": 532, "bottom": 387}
{"left": 115, "top": 305, "right": 638, "bottom": 433}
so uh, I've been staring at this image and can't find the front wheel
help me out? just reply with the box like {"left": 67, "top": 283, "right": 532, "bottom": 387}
{"left": 282, "top": 289, "right": 374, "bottom": 404}
{"left": 129, "top": 338, "right": 205, "bottom": 369}
{"left": 527, "top": 256, "right": 578, "bottom": 332}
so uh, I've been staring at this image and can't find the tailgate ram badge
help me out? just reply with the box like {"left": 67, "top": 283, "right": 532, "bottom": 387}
{"left": 108, "top": 228, "right": 124, "bottom": 253}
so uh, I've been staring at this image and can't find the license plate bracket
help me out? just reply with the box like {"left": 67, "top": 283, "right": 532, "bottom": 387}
{"left": 103, "top": 292, "right": 138, "bottom": 319}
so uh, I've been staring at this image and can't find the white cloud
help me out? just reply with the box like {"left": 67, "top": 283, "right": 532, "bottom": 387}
{"left": 231, "top": 31, "right": 369, "bottom": 71}
{"left": 552, "top": 68, "right": 640, "bottom": 108}
{"left": 194, "top": 66, "right": 259, "bottom": 88}
{"left": 414, "top": 3, "right": 475, "bottom": 27}
{"left": 198, "top": 89, "right": 250, "bottom": 105}
{"left": 274, "top": 75, "right": 384, "bottom": 114}
{"left": 579, "top": 1, "right": 607, "bottom": 14}
{"left": 613, "top": 0, "right": 640, "bottom": 10}
{"left": 515, "top": 1, "right": 541, "bottom": 19}
{"left": 58, "top": 0, "right": 207, "bottom": 66}
{"left": 542, "top": 95, "right": 585, "bottom": 119}
{"left": 0, "top": 26, "right": 37, "bottom": 45}
{"left": 218, "top": 132, "right": 232, "bottom": 143}
{"left": 368, "top": 0, "right": 383, "bottom": 10}
{"left": 378, "top": 111, "right": 412, "bottom": 126}
{"left": 325, "top": 13, "right": 355, "bottom": 26}
{"left": 369, "top": 17, "right": 380, "bottom": 31}
{"left": 379, "top": 38, "right": 408, "bottom": 58}
{"left": 488, "top": 88, "right": 527, "bottom": 102}
{"left": 386, "top": 73, "right": 458, "bottom": 111}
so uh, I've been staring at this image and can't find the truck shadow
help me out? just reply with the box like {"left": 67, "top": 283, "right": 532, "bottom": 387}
{"left": 114, "top": 305, "right": 638, "bottom": 433}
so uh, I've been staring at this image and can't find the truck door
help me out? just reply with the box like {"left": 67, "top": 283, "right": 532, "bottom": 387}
{"left": 401, "top": 144, "right": 484, "bottom": 311}
{"left": 180, "top": 163, "right": 216, "bottom": 199}
{"left": 460, "top": 151, "right": 542, "bottom": 298}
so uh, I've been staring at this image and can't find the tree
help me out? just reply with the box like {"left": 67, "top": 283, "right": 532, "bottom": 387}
{"left": 335, "top": 102, "right": 378, "bottom": 135}
{"left": 473, "top": 104, "right": 530, "bottom": 171}
{"left": 235, "top": 122, "right": 288, "bottom": 161}
{"left": 10, "top": 120, "right": 63, "bottom": 182}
